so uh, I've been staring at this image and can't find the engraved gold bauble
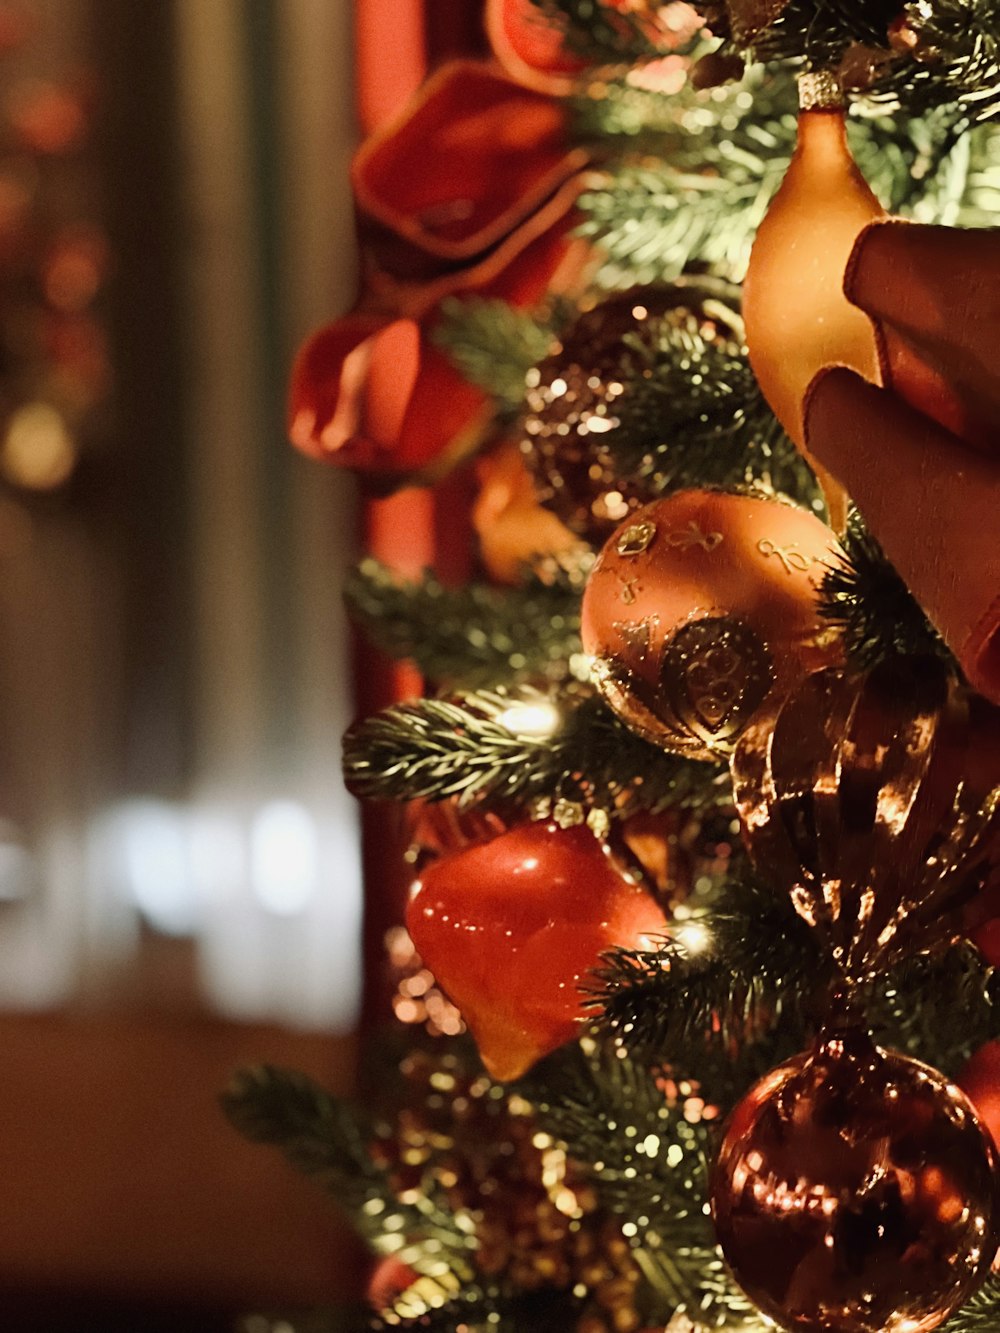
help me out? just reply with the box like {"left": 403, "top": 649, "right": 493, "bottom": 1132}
{"left": 713, "top": 1026, "right": 1000, "bottom": 1333}
{"left": 580, "top": 490, "right": 840, "bottom": 760}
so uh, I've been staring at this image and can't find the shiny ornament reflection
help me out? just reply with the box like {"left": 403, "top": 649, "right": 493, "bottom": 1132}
{"left": 731, "top": 659, "right": 1000, "bottom": 985}
{"left": 581, "top": 489, "right": 839, "bottom": 759}
{"left": 405, "top": 821, "right": 667, "bottom": 1080}
{"left": 743, "top": 74, "right": 884, "bottom": 531}
{"left": 713, "top": 1028, "right": 1000, "bottom": 1333}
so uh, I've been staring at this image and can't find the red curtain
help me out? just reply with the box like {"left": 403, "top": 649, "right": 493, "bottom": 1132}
{"left": 353, "top": 0, "right": 487, "bottom": 1015}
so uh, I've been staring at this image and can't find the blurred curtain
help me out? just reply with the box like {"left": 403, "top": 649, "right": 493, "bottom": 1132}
{"left": 0, "top": 0, "right": 366, "bottom": 1031}
{"left": 350, "top": 3, "right": 490, "bottom": 1007}
{"left": 167, "top": 0, "right": 364, "bottom": 1028}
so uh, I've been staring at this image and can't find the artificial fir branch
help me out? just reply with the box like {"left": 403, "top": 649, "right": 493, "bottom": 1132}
{"left": 372, "top": 1285, "right": 581, "bottom": 1333}
{"left": 221, "top": 1066, "right": 476, "bottom": 1279}
{"left": 576, "top": 68, "right": 994, "bottom": 286}
{"left": 691, "top": 0, "right": 1000, "bottom": 122}
{"left": 869, "top": 942, "right": 1000, "bottom": 1076}
{"left": 817, "top": 510, "right": 954, "bottom": 670}
{"left": 945, "top": 1280, "right": 1000, "bottom": 1331}
{"left": 898, "top": 1, "right": 1000, "bottom": 123}
{"left": 523, "top": 1042, "right": 755, "bottom": 1327}
{"left": 343, "top": 690, "right": 731, "bottom": 818}
{"left": 596, "top": 320, "right": 821, "bottom": 507}
{"left": 592, "top": 877, "right": 825, "bottom": 1079}
{"left": 345, "top": 559, "right": 585, "bottom": 688}
{"left": 431, "top": 298, "right": 558, "bottom": 412}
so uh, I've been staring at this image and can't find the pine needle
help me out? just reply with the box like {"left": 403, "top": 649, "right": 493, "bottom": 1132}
{"left": 522, "top": 1041, "right": 755, "bottom": 1327}
{"left": 432, "top": 298, "right": 556, "bottom": 411}
{"left": 221, "top": 1066, "right": 476, "bottom": 1278}
{"left": 345, "top": 559, "right": 585, "bottom": 688}
{"left": 816, "top": 511, "right": 954, "bottom": 670}
{"left": 945, "top": 1280, "right": 1000, "bottom": 1331}
{"left": 342, "top": 690, "right": 731, "bottom": 818}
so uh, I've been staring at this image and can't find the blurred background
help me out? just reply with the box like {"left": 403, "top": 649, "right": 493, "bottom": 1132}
{"left": 0, "top": 0, "right": 377, "bottom": 1325}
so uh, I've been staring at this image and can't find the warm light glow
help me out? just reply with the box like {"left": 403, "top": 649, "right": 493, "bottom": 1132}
{"left": 497, "top": 699, "right": 562, "bottom": 738}
{"left": 675, "top": 920, "right": 712, "bottom": 955}
{"left": 2, "top": 402, "right": 77, "bottom": 490}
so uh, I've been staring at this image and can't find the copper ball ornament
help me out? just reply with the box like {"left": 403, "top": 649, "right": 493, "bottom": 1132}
{"left": 713, "top": 1027, "right": 1000, "bottom": 1333}
{"left": 580, "top": 489, "right": 839, "bottom": 760}
{"left": 522, "top": 282, "right": 743, "bottom": 545}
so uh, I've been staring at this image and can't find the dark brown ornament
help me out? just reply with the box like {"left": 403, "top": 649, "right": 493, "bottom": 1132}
{"left": 731, "top": 658, "right": 1000, "bottom": 985}
{"left": 580, "top": 489, "right": 840, "bottom": 760}
{"left": 713, "top": 1027, "right": 1000, "bottom": 1333}
{"left": 522, "top": 282, "right": 743, "bottom": 545}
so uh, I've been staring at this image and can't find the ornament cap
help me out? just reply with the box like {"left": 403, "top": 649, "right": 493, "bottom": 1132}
{"left": 798, "top": 70, "right": 844, "bottom": 111}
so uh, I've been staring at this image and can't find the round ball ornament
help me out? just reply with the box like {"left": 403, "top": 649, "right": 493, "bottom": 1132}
{"left": 713, "top": 1027, "right": 1000, "bottom": 1333}
{"left": 405, "top": 821, "right": 668, "bottom": 1082}
{"left": 522, "top": 282, "right": 743, "bottom": 545}
{"left": 580, "top": 489, "right": 839, "bottom": 760}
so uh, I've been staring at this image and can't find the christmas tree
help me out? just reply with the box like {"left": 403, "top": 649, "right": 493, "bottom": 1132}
{"left": 223, "top": 3, "right": 1000, "bottom": 1330}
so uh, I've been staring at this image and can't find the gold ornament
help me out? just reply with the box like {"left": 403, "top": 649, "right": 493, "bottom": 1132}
{"left": 731, "top": 658, "right": 1000, "bottom": 986}
{"left": 743, "top": 74, "right": 885, "bottom": 532}
{"left": 580, "top": 490, "right": 840, "bottom": 760}
{"left": 712, "top": 1026, "right": 1000, "bottom": 1333}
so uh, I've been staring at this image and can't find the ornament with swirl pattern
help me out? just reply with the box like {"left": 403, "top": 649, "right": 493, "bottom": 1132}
{"left": 580, "top": 490, "right": 841, "bottom": 760}
{"left": 730, "top": 657, "right": 1000, "bottom": 986}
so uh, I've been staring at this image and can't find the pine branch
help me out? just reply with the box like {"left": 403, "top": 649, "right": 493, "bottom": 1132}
{"left": 578, "top": 160, "right": 778, "bottom": 288}
{"left": 371, "top": 1284, "right": 581, "bottom": 1333}
{"left": 345, "top": 559, "right": 585, "bottom": 688}
{"left": 899, "top": 2, "right": 1000, "bottom": 124}
{"left": 946, "top": 1280, "right": 1000, "bottom": 1331}
{"left": 221, "top": 1066, "right": 476, "bottom": 1278}
{"left": 522, "top": 1042, "right": 755, "bottom": 1327}
{"left": 816, "top": 510, "right": 954, "bottom": 670}
{"left": 342, "top": 690, "right": 731, "bottom": 819}
{"left": 695, "top": 1, "right": 1000, "bottom": 123}
{"left": 869, "top": 942, "right": 1000, "bottom": 1077}
{"left": 577, "top": 68, "right": 990, "bottom": 286}
{"left": 432, "top": 298, "right": 556, "bottom": 411}
{"left": 591, "top": 877, "right": 825, "bottom": 1081}
{"left": 591, "top": 318, "right": 821, "bottom": 508}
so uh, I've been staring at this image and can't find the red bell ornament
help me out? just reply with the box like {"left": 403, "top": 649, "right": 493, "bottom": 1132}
{"left": 743, "top": 73, "right": 885, "bottom": 531}
{"left": 580, "top": 490, "right": 840, "bottom": 760}
{"left": 405, "top": 821, "right": 668, "bottom": 1081}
